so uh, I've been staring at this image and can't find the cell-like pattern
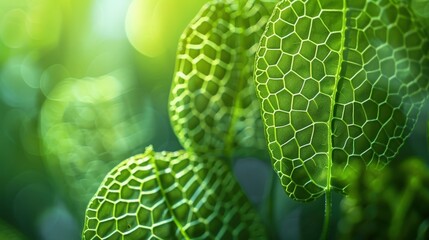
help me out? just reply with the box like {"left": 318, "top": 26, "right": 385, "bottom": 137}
{"left": 255, "top": 0, "right": 429, "bottom": 201}
{"left": 83, "top": 0, "right": 277, "bottom": 238}
{"left": 82, "top": 147, "right": 266, "bottom": 239}
{"left": 169, "top": 0, "right": 277, "bottom": 159}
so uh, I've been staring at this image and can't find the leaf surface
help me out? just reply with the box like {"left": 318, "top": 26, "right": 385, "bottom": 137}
{"left": 82, "top": 1, "right": 277, "bottom": 238}
{"left": 169, "top": 0, "right": 277, "bottom": 158}
{"left": 254, "top": 0, "right": 429, "bottom": 201}
{"left": 82, "top": 147, "right": 266, "bottom": 239}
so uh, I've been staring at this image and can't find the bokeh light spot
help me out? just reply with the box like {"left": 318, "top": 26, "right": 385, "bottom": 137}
{"left": 92, "top": 0, "right": 130, "bottom": 39}
{"left": 26, "top": 0, "right": 62, "bottom": 49}
{"left": 0, "top": 57, "right": 39, "bottom": 109}
{"left": 0, "top": 9, "right": 28, "bottom": 49}
{"left": 125, "top": 0, "right": 164, "bottom": 57}
{"left": 40, "top": 74, "right": 156, "bottom": 215}
{"left": 40, "top": 64, "right": 70, "bottom": 97}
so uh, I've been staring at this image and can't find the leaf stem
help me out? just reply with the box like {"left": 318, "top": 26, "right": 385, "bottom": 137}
{"left": 268, "top": 173, "right": 277, "bottom": 223}
{"left": 267, "top": 171, "right": 278, "bottom": 238}
{"left": 261, "top": 169, "right": 279, "bottom": 239}
{"left": 320, "top": 190, "right": 332, "bottom": 240}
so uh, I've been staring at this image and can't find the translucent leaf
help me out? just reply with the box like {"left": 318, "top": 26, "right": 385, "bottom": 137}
{"left": 169, "top": 0, "right": 277, "bottom": 159}
{"left": 82, "top": 147, "right": 266, "bottom": 239}
{"left": 83, "top": 1, "right": 277, "bottom": 238}
{"left": 254, "top": 0, "right": 429, "bottom": 201}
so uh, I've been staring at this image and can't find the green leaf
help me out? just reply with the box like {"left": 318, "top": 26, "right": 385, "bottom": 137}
{"left": 254, "top": 0, "right": 429, "bottom": 201}
{"left": 169, "top": 0, "right": 277, "bottom": 159}
{"left": 82, "top": 146, "right": 266, "bottom": 239}
{"left": 83, "top": 1, "right": 277, "bottom": 238}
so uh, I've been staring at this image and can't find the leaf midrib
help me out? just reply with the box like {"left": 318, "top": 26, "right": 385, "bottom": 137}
{"left": 225, "top": 1, "right": 272, "bottom": 159}
{"left": 224, "top": 4, "right": 247, "bottom": 158}
{"left": 326, "top": 0, "right": 347, "bottom": 192}
{"left": 150, "top": 151, "right": 190, "bottom": 239}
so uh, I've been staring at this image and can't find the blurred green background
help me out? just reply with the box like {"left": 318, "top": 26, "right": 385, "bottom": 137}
{"left": 0, "top": 0, "right": 208, "bottom": 239}
{"left": 0, "top": 0, "right": 429, "bottom": 239}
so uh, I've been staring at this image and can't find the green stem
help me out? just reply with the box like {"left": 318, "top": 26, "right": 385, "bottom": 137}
{"left": 263, "top": 170, "right": 279, "bottom": 239}
{"left": 320, "top": 190, "right": 332, "bottom": 240}
{"left": 267, "top": 171, "right": 276, "bottom": 225}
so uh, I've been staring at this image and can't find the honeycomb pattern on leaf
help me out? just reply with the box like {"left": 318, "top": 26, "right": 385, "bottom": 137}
{"left": 255, "top": 0, "right": 429, "bottom": 201}
{"left": 82, "top": 147, "right": 266, "bottom": 239}
{"left": 169, "top": 0, "right": 277, "bottom": 158}
{"left": 82, "top": 0, "right": 275, "bottom": 238}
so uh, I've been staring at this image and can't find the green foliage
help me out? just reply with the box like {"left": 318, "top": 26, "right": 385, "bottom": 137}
{"left": 254, "top": 0, "right": 429, "bottom": 201}
{"left": 82, "top": 0, "right": 429, "bottom": 239}
{"left": 83, "top": 147, "right": 265, "bottom": 239}
{"left": 169, "top": 0, "right": 277, "bottom": 159}
{"left": 82, "top": 0, "right": 275, "bottom": 238}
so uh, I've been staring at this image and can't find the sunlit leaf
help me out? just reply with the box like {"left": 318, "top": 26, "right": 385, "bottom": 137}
{"left": 169, "top": 0, "right": 277, "bottom": 159}
{"left": 82, "top": 147, "right": 266, "bottom": 239}
{"left": 254, "top": 0, "right": 429, "bottom": 201}
{"left": 0, "top": 0, "right": 62, "bottom": 50}
{"left": 82, "top": 1, "right": 278, "bottom": 238}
